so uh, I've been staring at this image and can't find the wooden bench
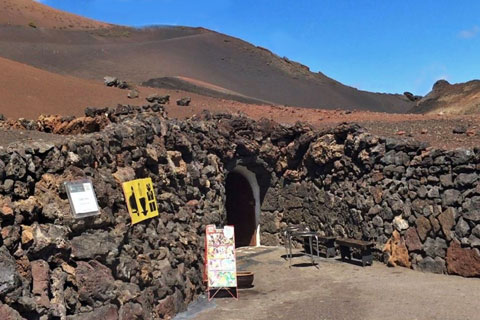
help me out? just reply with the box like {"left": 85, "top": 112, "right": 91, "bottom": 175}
{"left": 336, "top": 238, "right": 374, "bottom": 267}
{"left": 304, "top": 236, "right": 336, "bottom": 258}
{"left": 318, "top": 236, "right": 337, "bottom": 258}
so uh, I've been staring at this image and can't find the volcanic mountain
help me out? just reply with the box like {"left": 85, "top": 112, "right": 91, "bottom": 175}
{"left": 410, "top": 79, "right": 480, "bottom": 115}
{"left": 0, "top": 0, "right": 415, "bottom": 113}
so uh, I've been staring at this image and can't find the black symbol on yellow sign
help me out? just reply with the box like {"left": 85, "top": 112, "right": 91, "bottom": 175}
{"left": 122, "top": 178, "right": 159, "bottom": 224}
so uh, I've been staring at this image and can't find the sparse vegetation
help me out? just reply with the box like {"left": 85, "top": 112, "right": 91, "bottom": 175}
{"left": 28, "top": 21, "right": 37, "bottom": 28}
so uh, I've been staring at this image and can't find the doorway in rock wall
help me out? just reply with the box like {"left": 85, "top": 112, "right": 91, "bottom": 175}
{"left": 226, "top": 171, "right": 257, "bottom": 247}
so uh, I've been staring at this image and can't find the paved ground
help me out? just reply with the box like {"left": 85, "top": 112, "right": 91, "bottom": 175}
{"left": 187, "top": 246, "right": 480, "bottom": 320}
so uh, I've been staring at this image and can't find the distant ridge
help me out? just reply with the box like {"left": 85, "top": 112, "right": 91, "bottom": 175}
{"left": 410, "top": 79, "right": 480, "bottom": 115}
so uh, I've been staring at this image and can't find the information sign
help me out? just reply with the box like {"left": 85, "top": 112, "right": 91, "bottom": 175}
{"left": 64, "top": 179, "right": 100, "bottom": 219}
{"left": 122, "top": 178, "right": 159, "bottom": 224}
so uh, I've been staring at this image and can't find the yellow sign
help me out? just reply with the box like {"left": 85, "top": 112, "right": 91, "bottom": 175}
{"left": 122, "top": 178, "right": 159, "bottom": 224}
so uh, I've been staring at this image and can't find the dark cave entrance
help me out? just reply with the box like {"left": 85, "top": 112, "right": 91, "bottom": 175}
{"left": 226, "top": 171, "right": 257, "bottom": 247}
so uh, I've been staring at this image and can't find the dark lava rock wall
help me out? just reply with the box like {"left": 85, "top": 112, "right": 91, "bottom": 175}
{"left": 259, "top": 127, "right": 480, "bottom": 277}
{"left": 0, "top": 109, "right": 230, "bottom": 320}
{"left": 0, "top": 107, "right": 479, "bottom": 319}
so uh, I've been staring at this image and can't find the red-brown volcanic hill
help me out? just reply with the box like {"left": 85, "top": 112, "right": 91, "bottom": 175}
{"left": 0, "top": 0, "right": 110, "bottom": 29}
{"left": 0, "top": 55, "right": 274, "bottom": 119}
{"left": 0, "top": 56, "right": 143, "bottom": 119}
{"left": 0, "top": 0, "right": 413, "bottom": 113}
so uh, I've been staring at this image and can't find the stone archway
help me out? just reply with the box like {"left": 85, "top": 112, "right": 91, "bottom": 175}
{"left": 225, "top": 166, "right": 260, "bottom": 247}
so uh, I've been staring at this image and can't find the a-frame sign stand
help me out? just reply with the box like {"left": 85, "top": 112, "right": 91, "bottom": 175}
{"left": 204, "top": 225, "right": 238, "bottom": 301}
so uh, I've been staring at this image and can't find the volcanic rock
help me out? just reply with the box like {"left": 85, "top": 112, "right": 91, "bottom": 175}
{"left": 31, "top": 260, "right": 50, "bottom": 308}
{"left": 176, "top": 97, "right": 191, "bottom": 106}
{"left": 146, "top": 94, "right": 170, "bottom": 104}
{"left": 462, "top": 197, "right": 480, "bottom": 221}
{"left": 104, "top": 76, "right": 119, "bottom": 87}
{"left": 112, "top": 167, "right": 136, "bottom": 184}
{"left": 455, "top": 173, "right": 478, "bottom": 188}
{"left": 117, "top": 81, "right": 130, "bottom": 89}
{"left": 472, "top": 225, "right": 480, "bottom": 238}
{"left": 442, "top": 189, "right": 461, "bottom": 206}
{"left": 29, "top": 224, "right": 70, "bottom": 258}
{"left": 417, "top": 256, "right": 445, "bottom": 274}
{"left": 438, "top": 207, "right": 455, "bottom": 240}
{"left": 424, "top": 237, "right": 448, "bottom": 258}
{"left": 415, "top": 216, "right": 432, "bottom": 241}
{"left": 67, "top": 304, "right": 118, "bottom": 320}
{"left": 455, "top": 218, "right": 470, "bottom": 238}
{"left": 308, "top": 134, "right": 343, "bottom": 165}
{"left": 446, "top": 241, "right": 480, "bottom": 277}
{"left": 0, "top": 303, "right": 24, "bottom": 320}
{"left": 383, "top": 230, "right": 411, "bottom": 268}
{"left": 128, "top": 89, "right": 139, "bottom": 99}
{"left": 119, "top": 302, "right": 143, "bottom": 320}
{"left": 84, "top": 107, "right": 108, "bottom": 118}
{"left": 403, "top": 91, "right": 422, "bottom": 102}
{"left": 453, "top": 125, "right": 467, "bottom": 134}
{"left": 76, "top": 260, "right": 116, "bottom": 302}
{"left": 405, "top": 227, "right": 422, "bottom": 252}
{"left": 71, "top": 231, "right": 119, "bottom": 260}
{"left": 0, "top": 247, "right": 20, "bottom": 296}
{"left": 393, "top": 216, "right": 409, "bottom": 231}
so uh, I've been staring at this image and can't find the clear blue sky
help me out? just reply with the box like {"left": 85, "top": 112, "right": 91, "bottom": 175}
{"left": 41, "top": 0, "right": 480, "bottom": 96}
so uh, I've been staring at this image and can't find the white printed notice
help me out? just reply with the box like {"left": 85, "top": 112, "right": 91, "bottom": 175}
{"left": 65, "top": 179, "right": 100, "bottom": 219}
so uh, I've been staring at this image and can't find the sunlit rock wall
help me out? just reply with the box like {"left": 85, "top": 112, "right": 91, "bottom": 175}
{"left": 0, "top": 106, "right": 479, "bottom": 319}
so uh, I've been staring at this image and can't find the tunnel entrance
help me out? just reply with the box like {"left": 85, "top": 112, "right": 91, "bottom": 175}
{"left": 225, "top": 169, "right": 259, "bottom": 247}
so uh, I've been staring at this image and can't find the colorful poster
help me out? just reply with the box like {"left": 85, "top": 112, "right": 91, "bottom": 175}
{"left": 122, "top": 178, "right": 159, "bottom": 224}
{"left": 205, "top": 225, "right": 237, "bottom": 288}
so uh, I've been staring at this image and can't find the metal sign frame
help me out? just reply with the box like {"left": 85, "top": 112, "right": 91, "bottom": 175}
{"left": 64, "top": 179, "right": 100, "bottom": 219}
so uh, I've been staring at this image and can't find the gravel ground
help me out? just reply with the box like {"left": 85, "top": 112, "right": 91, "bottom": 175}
{"left": 191, "top": 247, "right": 480, "bottom": 320}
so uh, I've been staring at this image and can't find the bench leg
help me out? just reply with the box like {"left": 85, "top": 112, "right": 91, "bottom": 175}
{"left": 309, "top": 236, "right": 314, "bottom": 265}
{"left": 288, "top": 236, "right": 293, "bottom": 268}
{"left": 361, "top": 248, "right": 373, "bottom": 267}
{"left": 326, "top": 246, "right": 336, "bottom": 258}
{"left": 340, "top": 246, "right": 351, "bottom": 261}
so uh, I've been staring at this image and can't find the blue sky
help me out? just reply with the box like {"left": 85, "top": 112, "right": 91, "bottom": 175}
{"left": 40, "top": 0, "right": 479, "bottom": 95}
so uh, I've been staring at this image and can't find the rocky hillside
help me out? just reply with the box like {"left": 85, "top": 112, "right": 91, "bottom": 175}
{"left": 411, "top": 79, "right": 480, "bottom": 115}
{"left": 0, "top": 1, "right": 413, "bottom": 113}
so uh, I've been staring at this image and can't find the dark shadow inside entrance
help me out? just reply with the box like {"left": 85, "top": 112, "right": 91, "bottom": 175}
{"left": 226, "top": 171, "right": 256, "bottom": 247}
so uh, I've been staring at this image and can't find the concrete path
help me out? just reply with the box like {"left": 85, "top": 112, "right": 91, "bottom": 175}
{"left": 190, "top": 246, "right": 480, "bottom": 320}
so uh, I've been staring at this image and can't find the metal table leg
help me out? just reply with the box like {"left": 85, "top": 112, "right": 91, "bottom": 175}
{"left": 308, "top": 235, "right": 314, "bottom": 265}
{"left": 288, "top": 234, "right": 293, "bottom": 268}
